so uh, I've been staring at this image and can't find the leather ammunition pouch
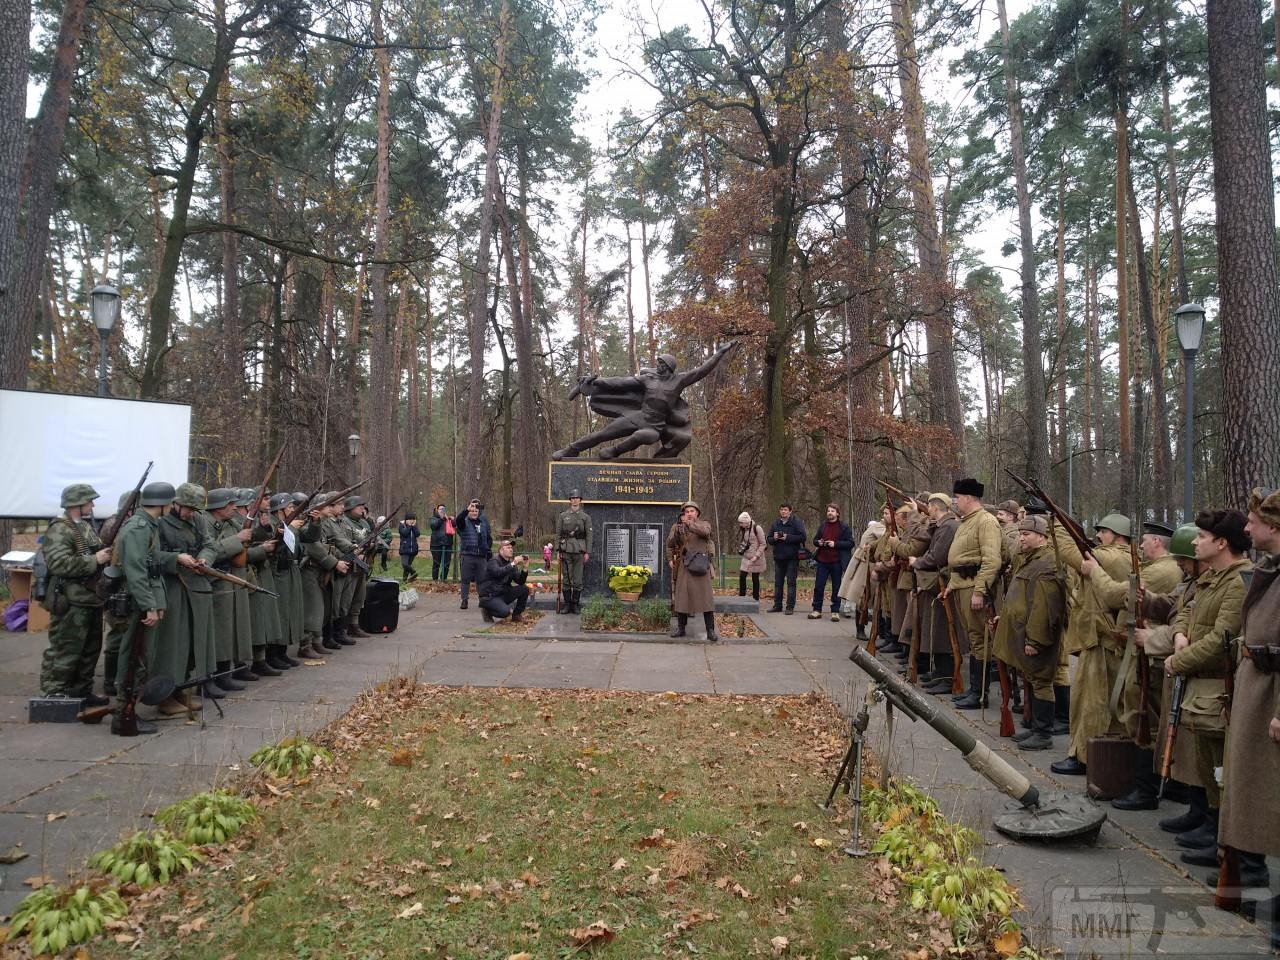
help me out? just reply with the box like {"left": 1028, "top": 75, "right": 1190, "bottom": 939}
{"left": 1244, "top": 643, "right": 1280, "bottom": 675}
{"left": 952, "top": 564, "right": 979, "bottom": 579}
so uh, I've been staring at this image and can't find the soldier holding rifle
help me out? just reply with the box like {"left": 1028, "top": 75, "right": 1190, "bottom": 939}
{"left": 944, "top": 478, "right": 1003, "bottom": 710}
{"left": 908, "top": 494, "right": 961, "bottom": 695}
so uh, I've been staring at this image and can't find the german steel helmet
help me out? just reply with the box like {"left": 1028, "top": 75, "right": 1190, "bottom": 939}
{"left": 139, "top": 482, "right": 177, "bottom": 507}
{"left": 205, "top": 487, "right": 235, "bottom": 510}
{"left": 174, "top": 482, "right": 207, "bottom": 509}
{"left": 60, "top": 483, "right": 100, "bottom": 508}
{"left": 345, "top": 495, "right": 366, "bottom": 509}
{"left": 269, "top": 492, "right": 293, "bottom": 512}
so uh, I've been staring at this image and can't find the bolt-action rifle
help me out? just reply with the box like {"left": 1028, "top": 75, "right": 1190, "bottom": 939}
{"left": 1129, "top": 529, "right": 1153, "bottom": 748}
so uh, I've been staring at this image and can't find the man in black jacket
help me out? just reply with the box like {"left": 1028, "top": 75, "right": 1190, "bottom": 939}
{"left": 478, "top": 540, "right": 530, "bottom": 623}
{"left": 767, "top": 503, "right": 807, "bottom": 615}
{"left": 455, "top": 500, "right": 493, "bottom": 610}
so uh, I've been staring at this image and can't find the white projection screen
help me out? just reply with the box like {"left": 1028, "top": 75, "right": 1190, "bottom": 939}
{"left": 0, "top": 390, "right": 192, "bottom": 519}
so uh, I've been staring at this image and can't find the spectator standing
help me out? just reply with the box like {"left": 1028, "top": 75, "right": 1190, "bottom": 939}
{"left": 429, "top": 504, "right": 454, "bottom": 580}
{"left": 767, "top": 503, "right": 807, "bottom": 615}
{"left": 736, "top": 511, "right": 766, "bottom": 601}
{"left": 668, "top": 501, "right": 719, "bottom": 641}
{"left": 809, "top": 504, "right": 853, "bottom": 621}
{"left": 398, "top": 513, "right": 421, "bottom": 581}
{"left": 455, "top": 500, "right": 493, "bottom": 609}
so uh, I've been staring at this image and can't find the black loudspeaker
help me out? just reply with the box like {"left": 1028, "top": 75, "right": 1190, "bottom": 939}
{"left": 360, "top": 578, "right": 401, "bottom": 634}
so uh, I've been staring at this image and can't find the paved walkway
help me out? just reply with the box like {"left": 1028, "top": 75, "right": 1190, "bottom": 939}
{"left": 0, "top": 596, "right": 1274, "bottom": 958}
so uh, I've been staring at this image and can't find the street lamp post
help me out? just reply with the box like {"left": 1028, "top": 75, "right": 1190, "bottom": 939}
{"left": 347, "top": 433, "right": 360, "bottom": 485}
{"left": 90, "top": 284, "right": 121, "bottom": 398}
{"left": 1175, "top": 302, "right": 1206, "bottom": 523}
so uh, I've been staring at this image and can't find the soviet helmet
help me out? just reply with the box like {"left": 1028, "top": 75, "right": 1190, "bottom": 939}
{"left": 174, "top": 482, "right": 207, "bottom": 509}
{"left": 60, "top": 483, "right": 100, "bottom": 508}
{"left": 1170, "top": 523, "right": 1199, "bottom": 560}
{"left": 269, "top": 492, "right": 293, "bottom": 512}
{"left": 139, "top": 482, "right": 177, "bottom": 507}
{"left": 205, "top": 487, "right": 235, "bottom": 510}
{"left": 1095, "top": 513, "right": 1132, "bottom": 538}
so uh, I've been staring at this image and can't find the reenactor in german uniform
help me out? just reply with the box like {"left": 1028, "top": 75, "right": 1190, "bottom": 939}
{"left": 153, "top": 482, "right": 216, "bottom": 713}
{"left": 1224, "top": 490, "right": 1280, "bottom": 930}
{"left": 270, "top": 493, "right": 314, "bottom": 659}
{"left": 1085, "top": 520, "right": 1184, "bottom": 810}
{"left": 556, "top": 491, "right": 592, "bottom": 614}
{"left": 300, "top": 496, "right": 338, "bottom": 653}
{"left": 201, "top": 488, "right": 255, "bottom": 688}
{"left": 1136, "top": 524, "right": 1206, "bottom": 832}
{"left": 100, "top": 491, "right": 134, "bottom": 697}
{"left": 1162, "top": 510, "right": 1250, "bottom": 877}
{"left": 1049, "top": 514, "right": 1132, "bottom": 776}
{"left": 343, "top": 495, "right": 373, "bottom": 638}
{"left": 994, "top": 515, "right": 1067, "bottom": 750}
{"left": 910, "top": 494, "right": 961, "bottom": 694}
{"left": 244, "top": 488, "right": 293, "bottom": 672}
{"left": 945, "top": 478, "right": 1003, "bottom": 710}
{"left": 321, "top": 494, "right": 357, "bottom": 646}
{"left": 113, "top": 482, "right": 198, "bottom": 736}
{"left": 39, "top": 483, "right": 111, "bottom": 704}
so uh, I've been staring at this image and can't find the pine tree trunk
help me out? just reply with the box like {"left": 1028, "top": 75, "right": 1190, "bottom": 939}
{"left": 1208, "top": 0, "right": 1280, "bottom": 502}
{"left": 462, "top": 0, "right": 510, "bottom": 495}
{"left": 216, "top": 77, "right": 241, "bottom": 400}
{"left": 890, "top": 0, "right": 965, "bottom": 474}
{"left": 1054, "top": 164, "right": 1069, "bottom": 465}
{"left": 0, "top": 0, "right": 30, "bottom": 387}
{"left": 367, "top": 0, "right": 394, "bottom": 501}
{"left": 1114, "top": 104, "right": 1133, "bottom": 513}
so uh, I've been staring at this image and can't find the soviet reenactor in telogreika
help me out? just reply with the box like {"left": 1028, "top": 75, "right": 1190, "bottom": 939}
{"left": 992, "top": 515, "right": 1067, "bottom": 751}
{"left": 1162, "top": 510, "right": 1251, "bottom": 880}
{"left": 1049, "top": 513, "right": 1131, "bottom": 777}
{"left": 944, "top": 478, "right": 1003, "bottom": 711}
{"left": 38, "top": 483, "right": 112, "bottom": 704}
{"left": 556, "top": 490, "right": 592, "bottom": 615}
{"left": 1083, "top": 520, "right": 1183, "bottom": 811}
{"left": 909, "top": 493, "right": 960, "bottom": 694}
{"left": 112, "top": 482, "right": 199, "bottom": 736}
{"left": 152, "top": 482, "right": 217, "bottom": 715}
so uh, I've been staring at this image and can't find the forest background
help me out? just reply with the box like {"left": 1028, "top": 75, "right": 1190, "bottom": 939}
{"left": 2, "top": 0, "right": 1278, "bottom": 550}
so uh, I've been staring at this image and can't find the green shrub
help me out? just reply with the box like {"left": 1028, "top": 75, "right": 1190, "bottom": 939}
{"left": 249, "top": 735, "right": 332, "bottom": 778}
{"left": 6, "top": 882, "right": 126, "bottom": 954}
{"left": 635, "top": 597, "right": 672, "bottom": 630}
{"left": 155, "top": 790, "right": 258, "bottom": 845}
{"left": 88, "top": 829, "right": 203, "bottom": 888}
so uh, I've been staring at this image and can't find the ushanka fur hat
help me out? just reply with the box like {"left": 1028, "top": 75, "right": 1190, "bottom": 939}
{"left": 952, "top": 477, "right": 984, "bottom": 498}
{"left": 1249, "top": 487, "right": 1280, "bottom": 531}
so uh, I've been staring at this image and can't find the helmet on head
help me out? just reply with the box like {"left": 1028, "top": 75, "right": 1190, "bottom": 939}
{"left": 174, "top": 483, "right": 207, "bottom": 509}
{"left": 345, "top": 495, "right": 366, "bottom": 509}
{"left": 656, "top": 353, "right": 677, "bottom": 371}
{"left": 1169, "top": 523, "right": 1198, "bottom": 560}
{"left": 205, "top": 488, "right": 235, "bottom": 511}
{"left": 233, "top": 488, "right": 256, "bottom": 507}
{"left": 269, "top": 492, "right": 293, "bottom": 512}
{"left": 1095, "top": 514, "right": 1132, "bottom": 539}
{"left": 139, "top": 482, "right": 177, "bottom": 507}
{"left": 61, "top": 483, "right": 100, "bottom": 508}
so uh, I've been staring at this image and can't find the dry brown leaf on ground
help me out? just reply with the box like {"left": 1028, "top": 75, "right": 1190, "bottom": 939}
{"left": 770, "top": 934, "right": 789, "bottom": 956}
{"left": 610, "top": 857, "right": 628, "bottom": 872}
{"left": 396, "top": 901, "right": 425, "bottom": 919}
{"left": 635, "top": 828, "right": 668, "bottom": 849}
{"left": 992, "top": 928, "right": 1022, "bottom": 956}
{"left": 388, "top": 748, "right": 413, "bottom": 767}
{"left": 901, "top": 948, "right": 929, "bottom": 960}
{"left": 507, "top": 953, "right": 534, "bottom": 960}
{"left": 567, "top": 920, "right": 616, "bottom": 949}
{"left": 0, "top": 846, "right": 28, "bottom": 864}
{"left": 23, "top": 874, "right": 55, "bottom": 889}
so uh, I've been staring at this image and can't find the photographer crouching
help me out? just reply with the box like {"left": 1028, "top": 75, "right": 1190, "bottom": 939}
{"left": 478, "top": 540, "right": 530, "bottom": 624}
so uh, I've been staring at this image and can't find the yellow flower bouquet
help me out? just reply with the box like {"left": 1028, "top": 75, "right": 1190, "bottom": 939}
{"left": 607, "top": 564, "right": 651, "bottom": 597}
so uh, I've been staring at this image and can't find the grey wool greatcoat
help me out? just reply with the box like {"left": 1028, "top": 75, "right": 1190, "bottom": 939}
{"left": 1220, "top": 552, "right": 1280, "bottom": 857}
{"left": 155, "top": 510, "right": 216, "bottom": 683}
{"left": 202, "top": 514, "right": 254, "bottom": 662}
{"left": 668, "top": 519, "right": 716, "bottom": 615}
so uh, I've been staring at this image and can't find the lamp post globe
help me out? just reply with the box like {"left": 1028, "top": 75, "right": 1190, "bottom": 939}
{"left": 1174, "top": 302, "right": 1207, "bottom": 522}
{"left": 90, "top": 284, "right": 121, "bottom": 397}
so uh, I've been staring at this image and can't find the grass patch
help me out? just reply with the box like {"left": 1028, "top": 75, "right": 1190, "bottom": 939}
{"left": 90, "top": 685, "right": 916, "bottom": 960}
{"left": 581, "top": 595, "right": 670, "bottom": 632}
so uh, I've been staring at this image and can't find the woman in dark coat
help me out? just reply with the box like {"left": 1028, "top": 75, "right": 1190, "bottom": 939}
{"left": 667, "top": 501, "right": 718, "bottom": 641}
{"left": 398, "top": 513, "right": 421, "bottom": 581}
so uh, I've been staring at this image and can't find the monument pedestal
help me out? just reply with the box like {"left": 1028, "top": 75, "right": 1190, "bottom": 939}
{"left": 549, "top": 460, "right": 691, "bottom": 600}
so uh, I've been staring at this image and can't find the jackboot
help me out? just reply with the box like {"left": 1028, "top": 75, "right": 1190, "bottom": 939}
{"left": 1017, "top": 696, "right": 1055, "bottom": 751}
{"left": 1159, "top": 786, "right": 1207, "bottom": 834}
{"left": 670, "top": 613, "right": 688, "bottom": 638}
{"left": 703, "top": 612, "right": 719, "bottom": 642}
{"left": 179, "top": 689, "right": 203, "bottom": 711}
{"left": 1175, "top": 807, "right": 1219, "bottom": 850}
{"left": 1053, "top": 684, "right": 1071, "bottom": 735}
{"left": 103, "top": 649, "right": 119, "bottom": 698}
{"left": 201, "top": 681, "right": 226, "bottom": 700}
{"left": 347, "top": 616, "right": 371, "bottom": 639}
{"left": 215, "top": 661, "right": 245, "bottom": 692}
{"left": 953, "top": 660, "right": 983, "bottom": 710}
{"left": 333, "top": 619, "right": 355, "bottom": 646}
{"left": 252, "top": 657, "right": 282, "bottom": 678}
{"left": 1009, "top": 675, "right": 1023, "bottom": 713}
{"left": 297, "top": 636, "right": 325, "bottom": 659}
{"left": 1112, "top": 748, "right": 1160, "bottom": 811}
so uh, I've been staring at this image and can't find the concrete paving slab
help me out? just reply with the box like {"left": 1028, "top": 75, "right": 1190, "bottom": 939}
{"left": 0, "top": 720, "right": 130, "bottom": 762}
{"left": 8, "top": 761, "right": 226, "bottom": 817}
{"left": 0, "top": 758, "right": 99, "bottom": 807}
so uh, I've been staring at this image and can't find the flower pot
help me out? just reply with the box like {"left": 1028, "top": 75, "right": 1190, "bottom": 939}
{"left": 616, "top": 591, "right": 641, "bottom": 602}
